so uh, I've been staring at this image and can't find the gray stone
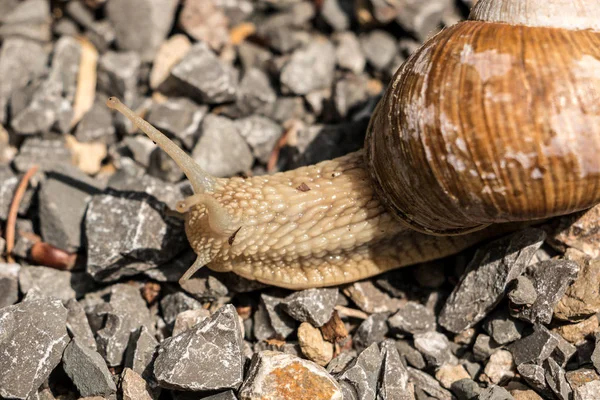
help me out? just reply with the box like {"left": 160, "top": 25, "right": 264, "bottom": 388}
{"left": 160, "top": 292, "right": 204, "bottom": 325}
{"left": 360, "top": 30, "right": 397, "bottom": 71}
{"left": 178, "top": 269, "right": 230, "bottom": 300}
{"left": 260, "top": 292, "right": 296, "bottom": 339}
{"left": 172, "top": 308, "right": 211, "bottom": 336}
{"left": 236, "top": 68, "right": 277, "bottom": 117}
{"left": 511, "top": 260, "right": 579, "bottom": 324}
{"left": 544, "top": 357, "right": 571, "bottom": 400}
{"left": 75, "top": 97, "right": 117, "bottom": 144}
{"left": 148, "top": 144, "right": 186, "bottom": 183}
{"left": 0, "top": 0, "right": 51, "bottom": 42}
{"left": 507, "top": 275, "right": 538, "bottom": 306}
{"left": 478, "top": 386, "right": 514, "bottom": 400}
{"left": 337, "top": 343, "right": 383, "bottom": 400}
{"left": 342, "top": 280, "right": 404, "bottom": 314}
{"left": 147, "top": 97, "right": 208, "bottom": 149}
{"left": 85, "top": 189, "right": 188, "bottom": 281}
{"left": 414, "top": 331, "right": 457, "bottom": 368}
{"left": 95, "top": 283, "right": 153, "bottom": 366}
{"left": 575, "top": 380, "right": 600, "bottom": 400}
{"left": 235, "top": 116, "right": 282, "bottom": 164}
{"left": 0, "top": 37, "right": 47, "bottom": 124}
{"left": 353, "top": 313, "right": 388, "bottom": 352}
{"left": 39, "top": 167, "right": 102, "bottom": 252}
{"left": 238, "top": 42, "right": 272, "bottom": 73}
{"left": 0, "top": 263, "right": 19, "bottom": 308}
{"left": 161, "top": 42, "right": 237, "bottom": 104}
{"left": 280, "top": 40, "right": 336, "bottom": 95}
{"left": 334, "top": 73, "right": 369, "bottom": 118}
{"left": 472, "top": 334, "right": 502, "bottom": 361}
{"left": 124, "top": 325, "right": 159, "bottom": 380}
{"left": 396, "top": 340, "right": 426, "bottom": 369}
{"left": 13, "top": 137, "right": 73, "bottom": 172}
{"left": 592, "top": 333, "right": 600, "bottom": 374}
{"left": 106, "top": 0, "right": 178, "bottom": 61}
{"left": 395, "top": 0, "right": 451, "bottom": 41}
{"left": 281, "top": 288, "right": 338, "bottom": 327}
{"left": 517, "top": 363, "right": 553, "bottom": 399}
{"left": 201, "top": 390, "right": 238, "bottom": 400}
{"left": 193, "top": 114, "right": 254, "bottom": 177}
{"left": 550, "top": 331, "right": 576, "bottom": 367}
{"left": 320, "top": 0, "right": 351, "bottom": 31}
{"left": 334, "top": 32, "right": 366, "bottom": 75}
{"left": 63, "top": 338, "right": 117, "bottom": 397}
{"left": 269, "top": 96, "right": 306, "bottom": 124}
{"left": 107, "top": 170, "right": 184, "bottom": 210}
{"left": 0, "top": 297, "right": 69, "bottom": 399}
{"left": 379, "top": 339, "right": 415, "bottom": 399}
{"left": 0, "top": 167, "right": 18, "bottom": 220}
{"left": 155, "top": 304, "right": 244, "bottom": 391}
{"left": 439, "top": 229, "right": 546, "bottom": 333}
{"left": 389, "top": 302, "right": 436, "bottom": 336}
{"left": 508, "top": 325, "right": 559, "bottom": 366}
{"left": 327, "top": 351, "right": 357, "bottom": 374}
{"left": 407, "top": 367, "right": 452, "bottom": 400}
{"left": 66, "top": 299, "right": 97, "bottom": 351}
{"left": 121, "top": 135, "right": 155, "bottom": 168}
{"left": 97, "top": 51, "right": 141, "bottom": 106}
{"left": 19, "top": 265, "right": 76, "bottom": 302}
{"left": 450, "top": 379, "right": 482, "bottom": 400}
{"left": 566, "top": 369, "right": 600, "bottom": 400}
{"left": 483, "top": 308, "right": 525, "bottom": 345}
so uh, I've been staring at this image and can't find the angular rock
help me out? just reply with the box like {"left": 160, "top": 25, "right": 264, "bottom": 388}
{"left": 124, "top": 325, "right": 159, "bottom": 380}
{"left": 235, "top": 116, "right": 283, "bottom": 164}
{"left": 95, "top": 284, "right": 153, "bottom": 366}
{"left": 0, "top": 0, "right": 51, "bottom": 42}
{"left": 482, "top": 350, "right": 515, "bottom": 385}
{"left": 379, "top": 339, "right": 414, "bottom": 399}
{"left": 63, "top": 338, "right": 117, "bottom": 397}
{"left": 512, "top": 260, "right": 579, "bottom": 324}
{"left": 435, "top": 364, "right": 470, "bottom": 390}
{"left": 155, "top": 305, "right": 244, "bottom": 391}
{"left": 407, "top": 367, "right": 452, "bottom": 400}
{"left": 298, "top": 321, "right": 334, "bottom": 366}
{"left": 395, "top": 0, "right": 450, "bottom": 41}
{"left": 259, "top": 292, "right": 296, "bottom": 339}
{"left": 574, "top": 380, "right": 600, "bottom": 400}
{"left": 85, "top": 189, "right": 188, "bottom": 281}
{"left": 121, "top": 135, "right": 156, "bottom": 168}
{"left": 192, "top": 114, "right": 254, "bottom": 177}
{"left": 342, "top": 280, "right": 404, "bottom": 314}
{"left": 66, "top": 299, "right": 97, "bottom": 351}
{"left": 327, "top": 352, "right": 357, "bottom": 375}
{"left": 280, "top": 39, "right": 336, "bottom": 95}
{"left": 353, "top": 313, "right": 388, "bottom": 351}
{"left": 281, "top": 288, "right": 338, "bottom": 327}
{"left": 508, "top": 325, "right": 559, "bottom": 366}
{"left": 75, "top": 97, "right": 117, "bottom": 144}
{"left": 517, "top": 363, "right": 553, "bottom": 398}
{"left": 337, "top": 343, "right": 383, "bottom": 400}
{"left": 473, "top": 334, "right": 502, "bottom": 361}
{"left": 0, "top": 37, "right": 47, "bottom": 124}
{"left": 106, "top": 0, "right": 178, "bottom": 61}
{"left": 483, "top": 308, "right": 525, "bottom": 345}
{"left": 107, "top": 170, "right": 184, "bottom": 210}
{"left": 479, "top": 385, "right": 514, "bottom": 400}
{"left": 450, "top": 378, "right": 483, "bottom": 400}
{"left": 554, "top": 315, "right": 599, "bottom": 344}
{"left": 360, "top": 30, "right": 397, "bottom": 71}
{"left": 414, "top": 331, "right": 457, "bottom": 368}
{"left": 161, "top": 42, "right": 237, "bottom": 104}
{"left": 172, "top": 308, "right": 211, "bottom": 336}
{"left": 388, "top": 302, "right": 436, "bottom": 336}
{"left": 550, "top": 331, "right": 577, "bottom": 367}
{"left": 566, "top": 369, "right": 600, "bottom": 400}
{"left": 554, "top": 250, "right": 600, "bottom": 321}
{"left": 439, "top": 229, "right": 546, "bottom": 333}
{"left": 334, "top": 73, "right": 369, "bottom": 118}
{"left": 147, "top": 97, "right": 207, "bottom": 149}
{"left": 0, "top": 263, "right": 19, "bottom": 308}
{"left": 544, "top": 358, "right": 571, "bottom": 400}
{"left": 13, "top": 137, "right": 72, "bottom": 172}
{"left": 0, "top": 297, "right": 69, "bottom": 399}
{"left": 121, "top": 368, "right": 157, "bottom": 400}
{"left": 507, "top": 276, "right": 537, "bottom": 307}
{"left": 178, "top": 0, "right": 229, "bottom": 50}
{"left": 19, "top": 265, "right": 76, "bottom": 302}
{"left": 396, "top": 340, "right": 426, "bottom": 369}
{"left": 97, "top": 50, "right": 141, "bottom": 106}
{"left": 546, "top": 204, "right": 600, "bottom": 259}
{"left": 236, "top": 68, "right": 277, "bottom": 117}
{"left": 149, "top": 34, "right": 191, "bottom": 90}
{"left": 160, "top": 291, "right": 204, "bottom": 326}
{"left": 240, "top": 350, "right": 341, "bottom": 400}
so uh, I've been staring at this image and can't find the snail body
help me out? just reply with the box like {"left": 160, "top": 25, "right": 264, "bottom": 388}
{"left": 107, "top": 0, "right": 600, "bottom": 289}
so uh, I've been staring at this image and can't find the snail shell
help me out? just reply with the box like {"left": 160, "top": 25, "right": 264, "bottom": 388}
{"left": 367, "top": 0, "right": 600, "bottom": 235}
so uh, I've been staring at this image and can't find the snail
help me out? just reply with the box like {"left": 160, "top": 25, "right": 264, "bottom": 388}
{"left": 107, "top": 0, "right": 600, "bottom": 289}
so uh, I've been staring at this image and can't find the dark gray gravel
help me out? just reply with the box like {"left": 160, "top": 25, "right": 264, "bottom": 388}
{"left": 63, "top": 338, "right": 117, "bottom": 397}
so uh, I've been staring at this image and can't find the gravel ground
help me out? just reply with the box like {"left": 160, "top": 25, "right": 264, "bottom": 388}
{"left": 1, "top": 0, "right": 600, "bottom": 399}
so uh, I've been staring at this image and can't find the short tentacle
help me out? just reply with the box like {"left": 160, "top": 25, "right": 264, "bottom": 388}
{"left": 179, "top": 253, "right": 213, "bottom": 284}
{"left": 176, "top": 193, "right": 240, "bottom": 236}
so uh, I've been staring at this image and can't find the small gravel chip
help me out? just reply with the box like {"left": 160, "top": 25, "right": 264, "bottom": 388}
{"left": 407, "top": 367, "right": 452, "bottom": 400}
{"left": 320, "top": 0, "right": 351, "bottom": 31}
{"left": 65, "top": 299, "right": 97, "bottom": 351}
{"left": 395, "top": 0, "right": 450, "bottom": 41}
{"left": 414, "top": 331, "right": 457, "bottom": 368}
{"left": 342, "top": 280, "right": 404, "bottom": 314}
{"left": 334, "top": 32, "right": 365, "bottom": 74}
{"left": 507, "top": 275, "right": 537, "bottom": 306}
{"left": 379, "top": 339, "right": 414, "bottom": 399}
{"left": 162, "top": 42, "right": 237, "bottom": 104}
{"left": 85, "top": 189, "right": 188, "bottom": 281}
{"left": 192, "top": 114, "right": 254, "bottom": 177}
{"left": 450, "top": 378, "right": 483, "bottom": 400}
{"left": 235, "top": 115, "right": 283, "bottom": 164}
{"left": 298, "top": 321, "right": 334, "bottom": 366}
{"left": 359, "top": 30, "right": 397, "bottom": 71}
{"left": 0, "top": 263, "right": 19, "bottom": 308}
{"left": 435, "top": 364, "right": 470, "bottom": 390}
{"left": 259, "top": 292, "right": 297, "bottom": 339}
{"left": 160, "top": 292, "right": 204, "bottom": 325}
{"left": 592, "top": 333, "right": 600, "bottom": 374}
{"left": 478, "top": 385, "right": 514, "bottom": 400}
{"left": 554, "top": 314, "right": 599, "bottom": 344}
{"left": 75, "top": 97, "right": 117, "bottom": 144}
{"left": 334, "top": 74, "right": 370, "bottom": 118}
{"left": 566, "top": 369, "right": 600, "bottom": 400}
{"left": 107, "top": 170, "right": 184, "bottom": 210}
{"left": 439, "top": 229, "right": 546, "bottom": 333}
{"left": 124, "top": 326, "right": 159, "bottom": 380}
{"left": 96, "top": 284, "right": 153, "bottom": 366}
{"left": 280, "top": 39, "right": 336, "bottom": 95}
{"left": 388, "top": 301, "right": 436, "bottom": 335}
{"left": 544, "top": 357, "right": 571, "bottom": 400}
{"left": 147, "top": 97, "right": 207, "bottom": 149}
{"left": 575, "top": 380, "right": 600, "bottom": 400}
{"left": 512, "top": 260, "right": 579, "bottom": 324}
{"left": 63, "top": 338, "right": 117, "bottom": 397}
{"left": 172, "top": 308, "right": 211, "bottom": 336}
{"left": 482, "top": 350, "right": 515, "bottom": 385}
{"left": 555, "top": 251, "right": 600, "bottom": 321}
{"left": 201, "top": 390, "right": 238, "bottom": 400}
{"left": 516, "top": 363, "right": 553, "bottom": 398}
{"left": 0, "top": 297, "right": 69, "bottom": 400}
{"left": 13, "top": 137, "right": 73, "bottom": 172}
{"left": 327, "top": 352, "right": 357, "bottom": 375}
{"left": 508, "top": 325, "right": 559, "bottom": 366}
{"left": 396, "top": 340, "right": 426, "bottom": 369}
{"left": 155, "top": 305, "right": 244, "bottom": 391}
{"left": 281, "top": 288, "right": 338, "bottom": 327}
{"left": 473, "top": 334, "right": 502, "bottom": 361}
{"left": 353, "top": 313, "right": 388, "bottom": 352}
{"left": 336, "top": 343, "right": 382, "bottom": 400}
{"left": 483, "top": 308, "right": 525, "bottom": 345}
{"left": 236, "top": 68, "right": 277, "bottom": 117}
{"left": 121, "top": 368, "right": 156, "bottom": 400}
{"left": 240, "top": 350, "right": 341, "bottom": 400}
{"left": 549, "top": 331, "right": 576, "bottom": 367}
{"left": 97, "top": 50, "right": 141, "bottom": 106}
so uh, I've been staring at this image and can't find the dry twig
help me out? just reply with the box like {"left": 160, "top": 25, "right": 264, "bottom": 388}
{"left": 5, "top": 165, "right": 38, "bottom": 263}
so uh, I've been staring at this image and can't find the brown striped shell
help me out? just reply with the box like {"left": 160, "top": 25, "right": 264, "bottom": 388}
{"left": 366, "top": 0, "right": 600, "bottom": 235}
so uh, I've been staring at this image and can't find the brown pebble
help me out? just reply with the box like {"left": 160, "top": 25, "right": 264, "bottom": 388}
{"left": 320, "top": 311, "right": 348, "bottom": 343}
{"left": 435, "top": 364, "right": 470, "bottom": 389}
{"left": 142, "top": 282, "right": 161, "bottom": 305}
{"left": 554, "top": 315, "right": 599, "bottom": 344}
{"left": 298, "top": 322, "right": 334, "bottom": 366}
{"left": 554, "top": 249, "right": 600, "bottom": 321}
